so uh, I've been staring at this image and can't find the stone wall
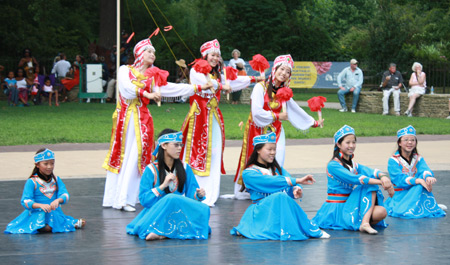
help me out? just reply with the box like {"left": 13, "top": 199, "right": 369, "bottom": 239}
{"left": 346, "top": 91, "right": 450, "bottom": 118}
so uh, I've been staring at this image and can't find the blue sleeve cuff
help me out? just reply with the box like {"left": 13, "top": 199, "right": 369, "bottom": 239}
{"left": 155, "top": 187, "right": 166, "bottom": 196}
{"left": 409, "top": 177, "right": 417, "bottom": 185}
{"left": 58, "top": 193, "right": 69, "bottom": 204}
{"left": 362, "top": 177, "right": 370, "bottom": 185}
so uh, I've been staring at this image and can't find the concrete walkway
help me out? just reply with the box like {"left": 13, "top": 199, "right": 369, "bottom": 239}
{"left": 1, "top": 135, "right": 449, "bottom": 181}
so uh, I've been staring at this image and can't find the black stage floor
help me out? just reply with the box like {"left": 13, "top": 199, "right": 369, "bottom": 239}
{"left": 1, "top": 172, "right": 449, "bottom": 265}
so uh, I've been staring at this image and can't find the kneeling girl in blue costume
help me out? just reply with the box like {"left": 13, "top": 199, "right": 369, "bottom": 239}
{"left": 230, "top": 132, "right": 330, "bottom": 240}
{"left": 384, "top": 125, "right": 446, "bottom": 218}
{"left": 313, "top": 125, "right": 394, "bottom": 234}
{"left": 126, "top": 129, "right": 210, "bottom": 240}
{"left": 5, "top": 148, "right": 85, "bottom": 234}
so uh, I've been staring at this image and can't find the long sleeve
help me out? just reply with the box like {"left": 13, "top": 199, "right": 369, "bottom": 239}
{"left": 242, "top": 167, "right": 297, "bottom": 194}
{"left": 355, "top": 69, "right": 364, "bottom": 88}
{"left": 56, "top": 177, "right": 70, "bottom": 204}
{"left": 327, "top": 161, "right": 376, "bottom": 185}
{"left": 21, "top": 179, "right": 36, "bottom": 210}
{"left": 189, "top": 68, "right": 218, "bottom": 96}
{"left": 337, "top": 68, "right": 345, "bottom": 87}
{"left": 251, "top": 83, "right": 276, "bottom": 127}
{"left": 286, "top": 99, "right": 316, "bottom": 130}
{"left": 118, "top": 65, "right": 141, "bottom": 100}
{"left": 222, "top": 74, "right": 251, "bottom": 92}
{"left": 183, "top": 164, "right": 205, "bottom": 201}
{"left": 160, "top": 82, "right": 196, "bottom": 97}
{"left": 416, "top": 157, "right": 434, "bottom": 180}
{"left": 138, "top": 165, "right": 163, "bottom": 208}
{"left": 280, "top": 168, "right": 302, "bottom": 199}
{"left": 388, "top": 157, "right": 413, "bottom": 188}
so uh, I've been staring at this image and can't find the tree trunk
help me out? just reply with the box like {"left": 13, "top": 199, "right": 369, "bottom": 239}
{"left": 98, "top": 0, "right": 116, "bottom": 49}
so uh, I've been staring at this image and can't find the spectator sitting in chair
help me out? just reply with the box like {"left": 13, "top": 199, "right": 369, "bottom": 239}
{"left": 52, "top": 53, "right": 72, "bottom": 102}
{"left": 405, "top": 62, "right": 426, "bottom": 117}
{"left": 381, "top": 63, "right": 403, "bottom": 116}
{"left": 337, "top": 59, "right": 363, "bottom": 113}
{"left": 42, "top": 77, "right": 59, "bottom": 106}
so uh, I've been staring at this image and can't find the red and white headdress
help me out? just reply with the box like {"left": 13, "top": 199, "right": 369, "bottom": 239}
{"left": 200, "top": 39, "right": 221, "bottom": 57}
{"left": 271, "top": 54, "right": 294, "bottom": 86}
{"left": 132, "top": 39, "right": 155, "bottom": 69}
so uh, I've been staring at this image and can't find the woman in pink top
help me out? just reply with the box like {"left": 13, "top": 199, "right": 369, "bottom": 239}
{"left": 405, "top": 62, "right": 426, "bottom": 117}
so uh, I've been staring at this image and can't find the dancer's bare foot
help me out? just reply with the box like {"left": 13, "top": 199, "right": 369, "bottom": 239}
{"left": 75, "top": 218, "right": 86, "bottom": 229}
{"left": 38, "top": 225, "right": 52, "bottom": 233}
{"left": 359, "top": 223, "right": 378, "bottom": 234}
{"left": 145, "top": 233, "right": 166, "bottom": 241}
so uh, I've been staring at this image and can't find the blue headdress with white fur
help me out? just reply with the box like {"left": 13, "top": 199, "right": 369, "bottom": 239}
{"left": 334, "top": 125, "right": 355, "bottom": 144}
{"left": 253, "top": 132, "right": 276, "bottom": 146}
{"left": 152, "top": 131, "right": 183, "bottom": 156}
{"left": 397, "top": 125, "right": 416, "bottom": 139}
{"left": 34, "top": 149, "right": 55, "bottom": 163}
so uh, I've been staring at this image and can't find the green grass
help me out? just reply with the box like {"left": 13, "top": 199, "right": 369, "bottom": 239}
{"left": 293, "top": 89, "right": 339, "bottom": 103}
{"left": 0, "top": 101, "right": 449, "bottom": 146}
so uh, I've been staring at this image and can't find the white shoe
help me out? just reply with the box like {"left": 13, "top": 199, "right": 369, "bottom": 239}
{"left": 395, "top": 111, "right": 401, "bottom": 116}
{"left": 438, "top": 204, "right": 448, "bottom": 211}
{"left": 339, "top": 108, "right": 348, "bottom": 112}
{"left": 351, "top": 109, "right": 356, "bottom": 113}
{"left": 123, "top": 205, "right": 136, "bottom": 212}
{"left": 404, "top": 110, "right": 410, "bottom": 116}
{"left": 446, "top": 116, "right": 450, "bottom": 119}
{"left": 320, "top": 230, "right": 331, "bottom": 239}
{"left": 382, "top": 112, "right": 388, "bottom": 116}
{"left": 407, "top": 113, "right": 413, "bottom": 117}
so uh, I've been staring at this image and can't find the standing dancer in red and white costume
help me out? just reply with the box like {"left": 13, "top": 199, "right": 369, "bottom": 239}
{"left": 181, "top": 39, "right": 262, "bottom": 207}
{"left": 103, "top": 39, "right": 211, "bottom": 211}
{"left": 233, "top": 55, "right": 324, "bottom": 199}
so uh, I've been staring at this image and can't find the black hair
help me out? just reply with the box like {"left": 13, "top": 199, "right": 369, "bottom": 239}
{"left": 331, "top": 134, "right": 357, "bottom": 165}
{"left": 16, "top": 67, "right": 25, "bottom": 77}
{"left": 23, "top": 48, "right": 32, "bottom": 57}
{"left": 265, "top": 64, "right": 290, "bottom": 100}
{"left": 203, "top": 54, "right": 222, "bottom": 83}
{"left": 30, "top": 148, "right": 58, "bottom": 190}
{"left": 240, "top": 143, "right": 282, "bottom": 192}
{"left": 397, "top": 137, "right": 418, "bottom": 162}
{"left": 156, "top": 129, "right": 186, "bottom": 194}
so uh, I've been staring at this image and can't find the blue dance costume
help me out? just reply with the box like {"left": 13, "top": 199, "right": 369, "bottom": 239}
{"left": 126, "top": 162, "right": 211, "bottom": 240}
{"left": 230, "top": 164, "right": 323, "bottom": 240}
{"left": 384, "top": 151, "right": 446, "bottom": 218}
{"left": 5, "top": 175, "right": 79, "bottom": 234}
{"left": 313, "top": 157, "right": 387, "bottom": 230}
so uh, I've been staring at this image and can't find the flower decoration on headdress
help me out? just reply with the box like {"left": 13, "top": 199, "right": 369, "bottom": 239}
{"left": 152, "top": 131, "right": 183, "bottom": 156}
{"left": 397, "top": 125, "right": 416, "bottom": 139}
{"left": 253, "top": 132, "right": 277, "bottom": 146}
{"left": 334, "top": 125, "right": 355, "bottom": 144}
{"left": 34, "top": 149, "right": 55, "bottom": 163}
{"left": 133, "top": 39, "right": 155, "bottom": 69}
{"left": 200, "top": 39, "right": 221, "bottom": 57}
{"left": 271, "top": 54, "right": 294, "bottom": 87}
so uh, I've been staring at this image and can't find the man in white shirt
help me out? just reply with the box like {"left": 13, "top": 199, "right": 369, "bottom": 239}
{"left": 51, "top": 53, "right": 71, "bottom": 78}
{"left": 337, "top": 59, "right": 364, "bottom": 113}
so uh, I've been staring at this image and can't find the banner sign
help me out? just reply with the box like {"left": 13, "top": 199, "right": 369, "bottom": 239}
{"left": 226, "top": 60, "right": 350, "bottom": 89}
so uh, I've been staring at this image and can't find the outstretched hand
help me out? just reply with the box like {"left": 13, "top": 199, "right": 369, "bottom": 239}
{"left": 297, "top": 174, "right": 316, "bottom": 185}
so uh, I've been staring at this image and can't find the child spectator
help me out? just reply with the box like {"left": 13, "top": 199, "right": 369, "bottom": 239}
{"left": 42, "top": 77, "right": 59, "bottom": 106}
{"left": 16, "top": 68, "right": 29, "bottom": 106}
{"left": 4, "top": 148, "right": 85, "bottom": 234}
{"left": 4, "top": 70, "right": 18, "bottom": 106}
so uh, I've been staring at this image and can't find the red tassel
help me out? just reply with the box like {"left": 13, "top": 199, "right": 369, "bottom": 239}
{"left": 249, "top": 54, "right": 270, "bottom": 72}
{"left": 224, "top": 66, "right": 238, "bottom": 81}
{"left": 193, "top": 59, "right": 212, "bottom": 75}
{"left": 307, "top": 96, "right": 327, "bottom": 112}
{"left": 276, "top": 87, "right": 293, "bottom": 103}
{"left": 144, "top": 67, "right": 169, "bottom": 87}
